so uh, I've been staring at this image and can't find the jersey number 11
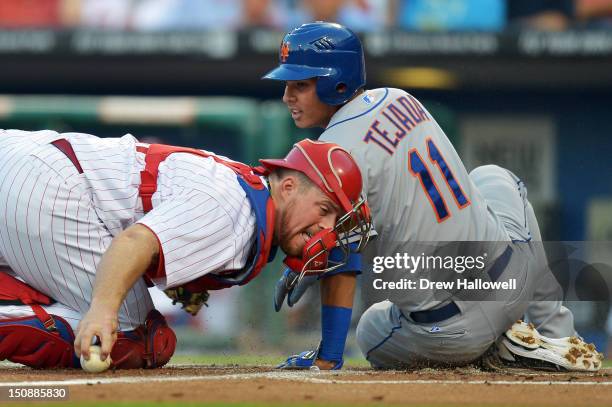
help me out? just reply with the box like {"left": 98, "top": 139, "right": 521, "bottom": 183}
{"left": 408, "top": 138, "right": 470, "bottom": 222}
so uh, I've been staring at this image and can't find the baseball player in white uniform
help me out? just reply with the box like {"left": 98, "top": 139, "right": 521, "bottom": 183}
{"left": 0, "top": 129, "right": 371, "bottom": 369}
{"left": 264, "top": 22, "right": 602, "bottom": 371}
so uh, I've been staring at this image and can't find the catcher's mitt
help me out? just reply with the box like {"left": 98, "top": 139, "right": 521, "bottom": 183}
{"left": 163, "top": 287, "right": 209, "bottom": 316}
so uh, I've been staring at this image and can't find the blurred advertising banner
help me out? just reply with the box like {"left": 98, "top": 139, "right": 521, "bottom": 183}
{"left": 460, "top": 115, "right": 556, "bottom": 203}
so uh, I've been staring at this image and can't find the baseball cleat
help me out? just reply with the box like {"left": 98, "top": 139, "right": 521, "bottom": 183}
{"left": 505, "top": 320, "right": 541, "bottom": 349}
{"left": 497, "top": 321, "right": 603, "bottom": 372}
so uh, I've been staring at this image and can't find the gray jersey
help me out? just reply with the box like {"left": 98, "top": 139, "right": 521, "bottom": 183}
{"left": 320, "top": 88, "right": 509, "bottom": 310}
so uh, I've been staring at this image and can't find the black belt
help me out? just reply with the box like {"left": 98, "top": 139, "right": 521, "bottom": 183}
{"left": 51, "top": 139, "right": 83, "bottom": 174}
{"left": 409, "top": 245, "right": 514, "bottom": 324}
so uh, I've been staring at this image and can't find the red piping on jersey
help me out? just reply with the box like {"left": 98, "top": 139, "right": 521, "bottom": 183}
{"left": 137, "top": 223, "right": 166, "bottom": 287}
{"left": 253, "top": 198, "right": 276, "bottom": 282}
{"left": 51, "top": 139, "right": 83, "bottom": 174}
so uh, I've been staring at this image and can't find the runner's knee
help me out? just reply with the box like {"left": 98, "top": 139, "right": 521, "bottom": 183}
{"left": 356, "top": 301, "right": 396, "bottom": 363}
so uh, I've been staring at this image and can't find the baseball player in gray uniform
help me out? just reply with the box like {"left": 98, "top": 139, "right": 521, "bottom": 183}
{"left": 264, "top": 22, "right": 602, "bottom": 371}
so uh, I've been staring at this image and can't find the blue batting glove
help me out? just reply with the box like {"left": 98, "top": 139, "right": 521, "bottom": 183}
{"left": 277, "top": 350, "right": 319, "bottom": 370}
{"left": 273, "top": 268, "right": 319, "bottom": 312}
{"left": 276, "top": 349, "right": 344, "bottom": 370}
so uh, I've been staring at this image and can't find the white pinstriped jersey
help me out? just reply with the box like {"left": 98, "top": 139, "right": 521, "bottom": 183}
{"left": 319, "top": 88, "right": 510, "bottom": 310}
{"left": 61, "top": 132, "right": 257, "bottom": 288}
{"left": 0, "top": 129, "right": 257, "bottom": 328}
{"left": 137, "top": 149, "right": 257, "bottom": 288}
{"left": 70, "top": 131, "right": 256, "bottom": 287}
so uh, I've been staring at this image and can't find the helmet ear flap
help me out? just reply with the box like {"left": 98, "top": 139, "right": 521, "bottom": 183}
{"left": 316, "top": 75, "right": 349, "bottom": 106}
{"left": 314, "top": 51, "right": 364, "bottom": 105}
{"left": 315, "top": 74, "right": 336, "bottom": 105}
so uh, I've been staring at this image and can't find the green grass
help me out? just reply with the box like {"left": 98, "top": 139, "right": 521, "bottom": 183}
{"left": 170, "top": 353, "right": 612, "bottom": 369}
{"left": 169, "top": 353, "right": 371, "bottom": 368}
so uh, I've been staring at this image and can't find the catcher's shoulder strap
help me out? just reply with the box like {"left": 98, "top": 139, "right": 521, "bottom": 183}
{"left": 0, "top": 271, "right": 58, "bottom": 331}
{"left": 137, "top": 143, "right": 266, "bottom": 212}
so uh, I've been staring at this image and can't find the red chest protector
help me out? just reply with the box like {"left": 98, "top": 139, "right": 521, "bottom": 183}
{"left": 137, "top": 144, "right": 277, "bottom": 291}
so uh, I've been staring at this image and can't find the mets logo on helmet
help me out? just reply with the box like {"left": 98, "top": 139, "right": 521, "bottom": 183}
{"left": 280, "top": 42, "right": 290, "bottom": 62}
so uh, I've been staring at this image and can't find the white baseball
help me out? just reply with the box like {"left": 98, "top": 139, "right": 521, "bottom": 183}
{"left": 80, "top": 345, "right": 111, "bottom": 373}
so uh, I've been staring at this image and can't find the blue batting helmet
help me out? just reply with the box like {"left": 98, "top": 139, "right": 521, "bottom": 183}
{"left": 262, "top": 22, "right": 366, "bottom": 106}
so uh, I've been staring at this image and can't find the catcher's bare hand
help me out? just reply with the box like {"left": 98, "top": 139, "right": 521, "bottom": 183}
{"left": 74, "top": 306, "right": 118, "bottom": 362}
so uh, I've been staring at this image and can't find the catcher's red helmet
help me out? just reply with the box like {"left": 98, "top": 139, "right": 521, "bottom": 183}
{"left": 260, "top": 139, "right": 361, "bottom": 215}
{"left": 260, "top": 139, "right": 371, "bottom": 269}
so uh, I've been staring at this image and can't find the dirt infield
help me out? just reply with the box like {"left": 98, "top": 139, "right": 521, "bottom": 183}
{"left": 1, "top": 363, "right": 611, "bottom": 406}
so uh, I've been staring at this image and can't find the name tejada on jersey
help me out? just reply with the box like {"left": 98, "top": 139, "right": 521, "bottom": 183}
{"left": 362, "top": 90, "right": 432, "bottom": 155}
